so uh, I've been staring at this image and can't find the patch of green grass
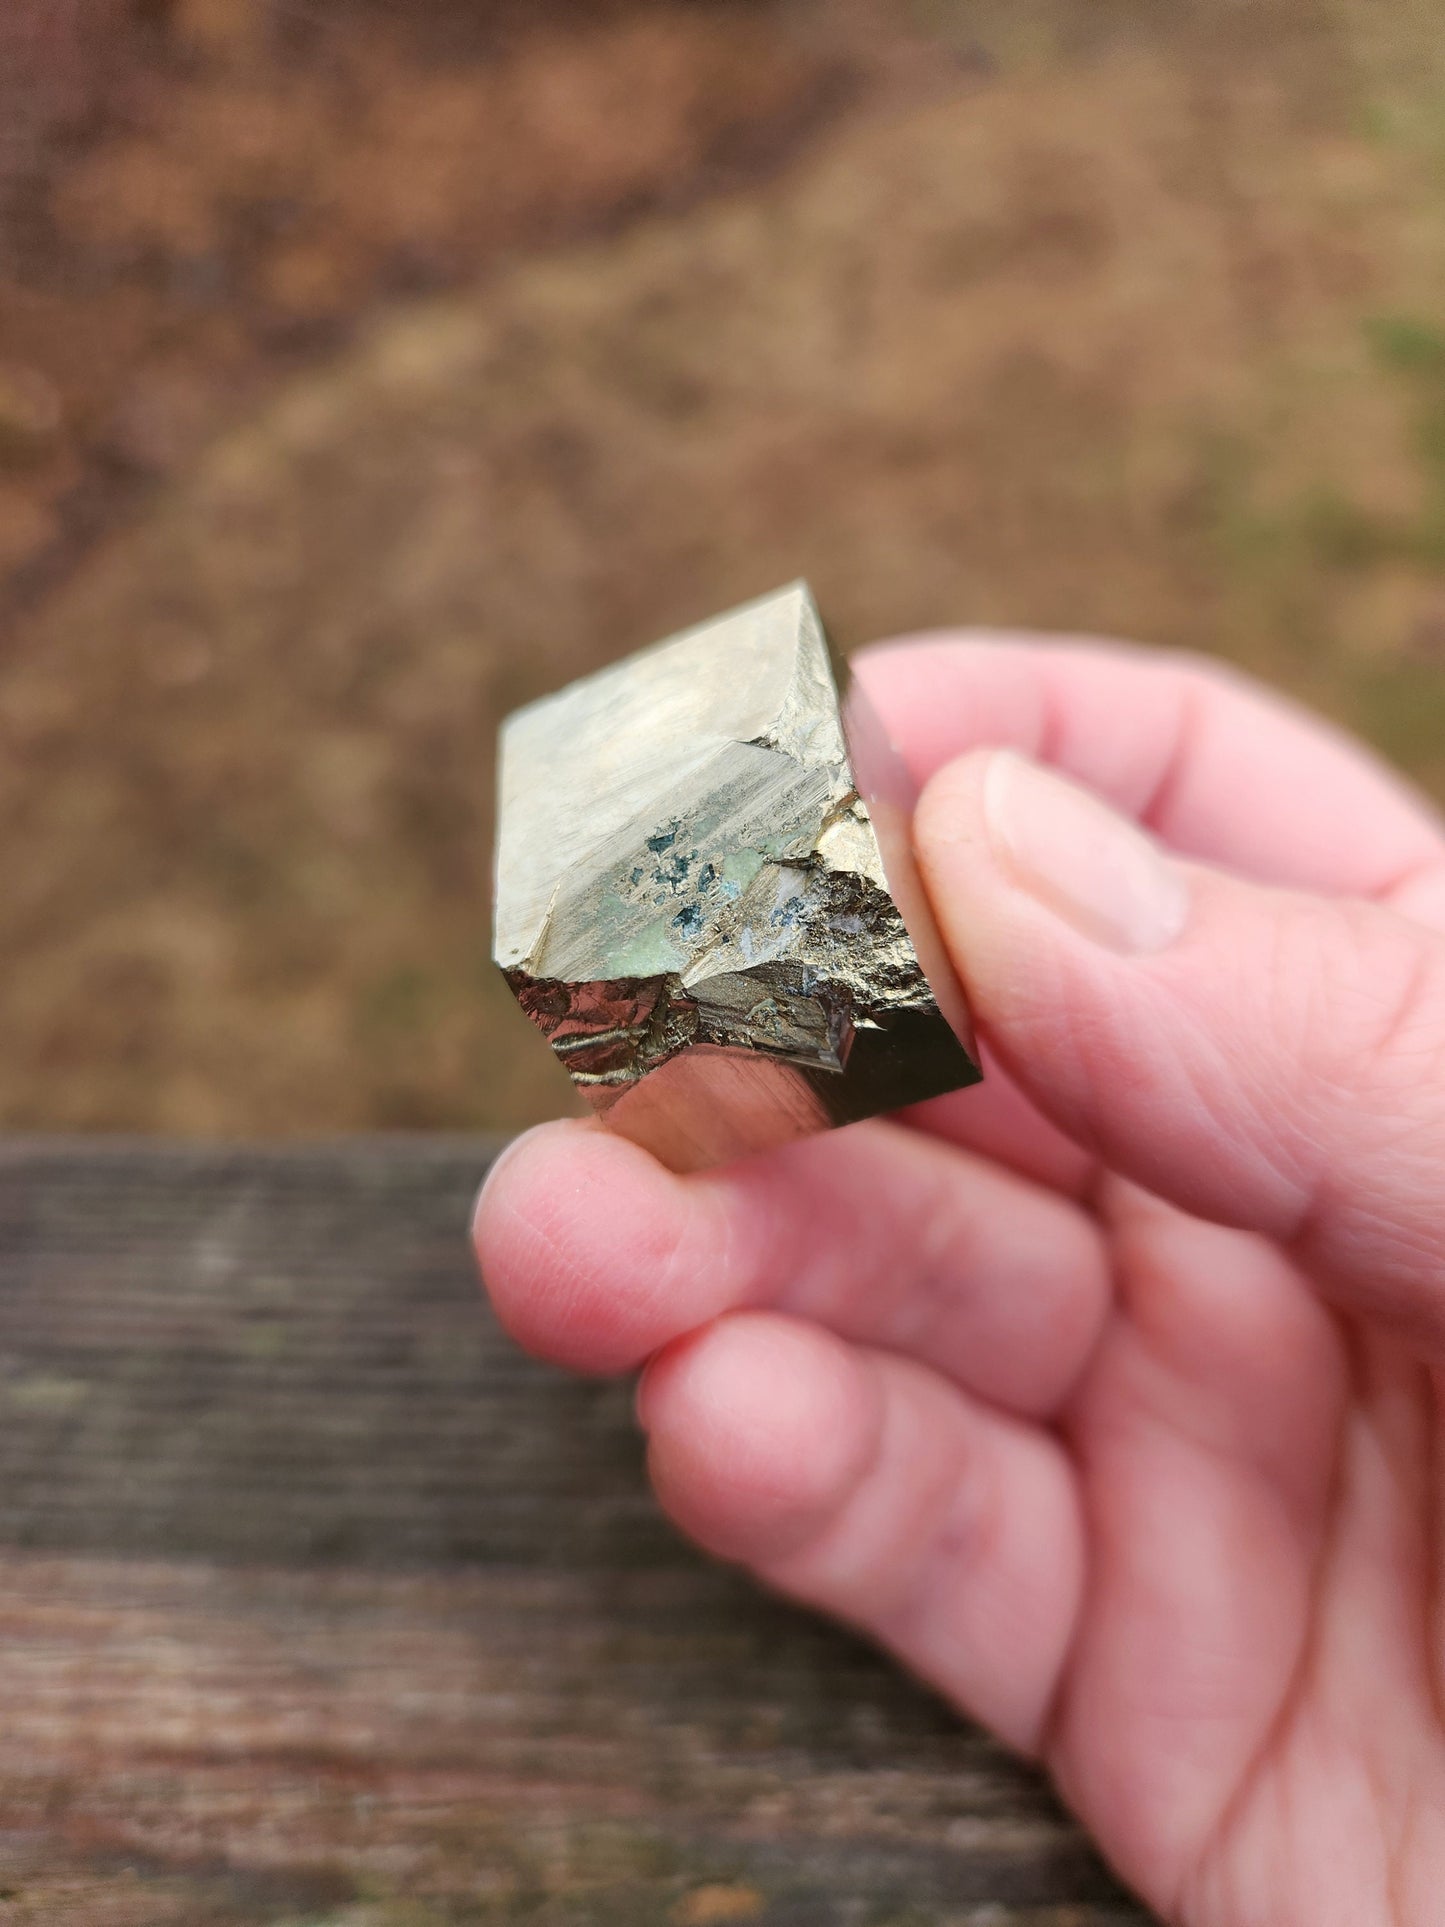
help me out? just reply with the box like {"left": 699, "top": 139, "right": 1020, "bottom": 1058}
{"left": 1364, "top": 311, "right": 1445, "bottom": 565}
{"left": 1294, "top": 485, "right": 1400, "bottom": 569}
{"left": 1353, "top": 657, "right": 1445, "bottom": 771}
{"left": 1365, "top": 311, "right": 1445, "bottom": 377}
{"left": 1183, "top": 316, "right": 1445, "bottom": 786}
{"left": 1200, "top": 313, "right": 1445, "bottom": 619}
{"left": 357, "top": 964, "right": 438, "bottom": 1039}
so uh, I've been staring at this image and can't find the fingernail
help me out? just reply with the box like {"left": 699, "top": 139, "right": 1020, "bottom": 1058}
{"left": 983, "top": 751, "right": 1190, "bottom": 955}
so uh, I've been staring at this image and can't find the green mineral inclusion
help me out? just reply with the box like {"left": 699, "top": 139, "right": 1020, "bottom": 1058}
{"left": 608, "top": 922, "right": 687, "bottom": 980}
{"left": 720, "top": 847, "right": 767, "bottom": 893}
{"left": 606, "top": 845, "right": 770, "bottom": 980}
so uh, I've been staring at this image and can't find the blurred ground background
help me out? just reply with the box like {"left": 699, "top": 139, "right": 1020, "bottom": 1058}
{"left": 2, "top": 0, "right": 1445, "bottom": 1135}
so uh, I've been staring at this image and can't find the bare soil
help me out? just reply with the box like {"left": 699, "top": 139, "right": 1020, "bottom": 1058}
{"left": 3, "top": 0, "right": 1445, "bottom": 1133}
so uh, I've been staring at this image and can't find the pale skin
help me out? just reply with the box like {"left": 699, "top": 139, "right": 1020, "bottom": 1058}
{"left": 474, "top": 636, "right": 1445, "bottom": 1927}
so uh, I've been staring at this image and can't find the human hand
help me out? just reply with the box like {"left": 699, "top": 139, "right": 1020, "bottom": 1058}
{"left": 475, "top": 635, "right": 1445, "bottom": 1927}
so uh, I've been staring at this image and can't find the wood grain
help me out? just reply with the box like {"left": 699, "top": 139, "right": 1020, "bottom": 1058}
{"left": 0, "top": 1140, "right": 1152, "bottom": 1924}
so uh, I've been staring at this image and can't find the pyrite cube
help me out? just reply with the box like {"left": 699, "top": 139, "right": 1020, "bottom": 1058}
{"left": 493, "top": 582, "right": 981, "bottom": 1172}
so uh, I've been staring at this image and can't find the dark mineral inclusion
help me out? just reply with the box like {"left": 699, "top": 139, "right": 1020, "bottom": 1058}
{"left": 493, "top": 582, "right": 981, "bottom": 1171}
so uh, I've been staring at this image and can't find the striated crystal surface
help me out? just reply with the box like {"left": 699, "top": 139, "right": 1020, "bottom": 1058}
{"left": 493, "top": 582, "right": 981, "bottom": 1171}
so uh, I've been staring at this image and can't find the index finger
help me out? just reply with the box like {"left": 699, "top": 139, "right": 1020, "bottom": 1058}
{"left": 855, "top": 634, "right": 1445, "bottom": 902}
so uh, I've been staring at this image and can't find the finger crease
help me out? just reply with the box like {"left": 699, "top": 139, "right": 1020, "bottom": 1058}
{"left": 1135, "top": 673, "right": 1202, "bottom": 837}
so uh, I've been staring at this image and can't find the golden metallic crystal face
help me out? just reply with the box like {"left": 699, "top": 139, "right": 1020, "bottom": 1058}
{"left": 492, "top": 582, "right": 981, "bottom": 1171}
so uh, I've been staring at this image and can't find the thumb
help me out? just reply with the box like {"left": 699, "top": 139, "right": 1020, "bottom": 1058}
{"left": 915, "top": 749, "right": 1445, "bottom": 1335}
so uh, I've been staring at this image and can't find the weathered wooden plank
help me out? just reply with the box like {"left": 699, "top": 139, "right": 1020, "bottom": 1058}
{"left": 0, "top": 1141, "right": 1153, "bottom": 1924}
{"left": 0, "top": 1138, "right": 658, "bottom": 1568}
